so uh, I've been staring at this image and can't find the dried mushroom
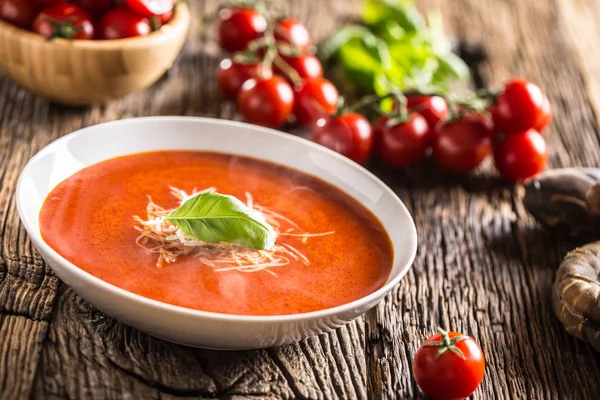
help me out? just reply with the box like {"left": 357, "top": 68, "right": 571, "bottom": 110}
{"left": 553, "top": 243, "right": 600, "bottom": 351}
{"left": 524, "top": 168, "right": 600, "bottom": 350}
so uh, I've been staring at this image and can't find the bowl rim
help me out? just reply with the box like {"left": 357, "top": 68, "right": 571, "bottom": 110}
{"left": 0, "top": 3, "right": 190, "bottom": 49}
{"left": 16, "top": 116, "right": 418, "bottom": 323}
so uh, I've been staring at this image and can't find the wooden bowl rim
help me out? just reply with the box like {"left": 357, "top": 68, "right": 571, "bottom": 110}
{"left": 0, "top": 3, "right": 190, "bottom": 50}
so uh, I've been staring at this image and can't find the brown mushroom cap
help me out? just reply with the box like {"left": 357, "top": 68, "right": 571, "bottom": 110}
{"left": 553, "top": 242, "right": 600, "bottom": 351}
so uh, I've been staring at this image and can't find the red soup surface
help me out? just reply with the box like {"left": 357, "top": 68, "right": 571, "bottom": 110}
{"left": 39, "top": 151, "right": 393, "bottom": 316}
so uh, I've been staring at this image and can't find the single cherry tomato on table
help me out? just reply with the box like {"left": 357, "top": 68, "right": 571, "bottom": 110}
{"left": 406, "top": 95, "right": 449, "bottom": 130}
{"left": 217, "top": 59, "right": 272, "bottom": 101}
{"left": 293, "top": 77, "right": 339, "bottom": 127}
{"left": 493, "top": 129, "right": 548, "bottom": 182}
{"left": 492, "top": 79, "right": 547, "bottom": 133}
{"left": 276, "top": 54, "right": 323, "bottom": 82}
{"left": 218, "top": 7, "right": 266, "bottom": 53}
{"left": 32, "top": 4, "right": 94, "bottom": 40}
{"left": 311, "top": 113, "right": 373, "bottom": 165}
{"left": 237, "top": 75, "right": 294, "bottom": 128}
{"left": 0, "top": 0, "right": 40, "bottom": 29}
{"left": 72, "top": 0, "right": 113, "bottom": 17}
{"left": 374, "top": 113, "right": 431, "bottom": 168}
{"left": 274, "top": 17, "right": 310, "bottom": 52}
{"left": 413, "top": 328, "right": 485, "bottom": 400}
{"left": 98, "top": 7, "right": 151, "bottom": 39}
{"left": 433, "top": 114, "right": 493, "bottom": 173}
{"left": 125, "top": 0, "right": 173, "bottom": 17}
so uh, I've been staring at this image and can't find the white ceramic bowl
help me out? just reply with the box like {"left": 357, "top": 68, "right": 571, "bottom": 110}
{"left": 16, "top": 117, "right": 417, "bottom": 350}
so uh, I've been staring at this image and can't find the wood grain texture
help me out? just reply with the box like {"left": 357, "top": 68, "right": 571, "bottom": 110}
{"left": 0, "top": 0, "right": 600, "bottom": 399}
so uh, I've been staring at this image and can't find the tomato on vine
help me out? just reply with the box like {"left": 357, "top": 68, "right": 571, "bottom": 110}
{"left": 0, "top": 0, "right": 40, "bottom": 29}
{"left": 238, "top": 75, "right": 294, "bottom": 128}
{"left": 311, "top": 112, "right": 373, "bottom": 165}
{"left": 374, "top": 113, "right": 431, "bottom": 168}
{"left": 98, "top": 7, "right": 151, "bottom": 39}
{"left": 293, "top": 77, "right": 339, "bottom": 127}
{"left": 492, "top": 79, "right": 547, "bottom": 133}
{"left": 493, "top": 129, "right": 548, "bottom": 182}
{"left": 274, "top": 17, "right": 310, "bottom": 52}
{"left": 413, "top": 328, "right": 485, "bottom": 400}
{"left": 32, "top": 4, "right": 94, "bottom": 40}
{"left": 534, "top": 94, "right": 552, "bottom": 132}
{"left": 433, "top": 114, "right": 493, "bottom": 173}
{"left": 276, "top": 54, "right": 322, "bottom": 82}
{"left": 406, "top": 95, "right": 449, "bottom": 130}
{"left": 217, "top": 59, "right": 271, "bottom": 101}
{"left": 218, "top": 7, "right": 267, "bottom": 53}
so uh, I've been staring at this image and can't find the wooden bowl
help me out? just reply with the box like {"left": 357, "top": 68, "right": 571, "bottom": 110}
{"left": 0, "top": 4, "right": 190, "bottom": 106}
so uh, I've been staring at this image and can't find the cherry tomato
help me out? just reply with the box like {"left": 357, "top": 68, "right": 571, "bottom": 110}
{"left": 276, "top": 54, "right": 323, "bottom": 83}
{"left": 493, "top": 129, "right": 548, "bottom": 182}
{"left": 293, "top": 77, "right": 339, "bottom": 127}
{"left": 98, "top": 7, "right": 151, "bottom": 39}
{"left": 32, "top": 4, "right": 94, "bottom": 40}
{"left": 124, "top": 0, "right": 173, "bottom": 18}
{"left": 72, "top": 0, "right": 113, "bottom": 17}
{"left": 217, "top": 59, "right": 271, "bottom": 101}
{"left": 433, "top": 115, "right": 493, "bottom": 173}
{"left": 311, "top": 113, "right": 373, "bottom": 165}
{"left": 238, "top": 76, "right": 294, "bottom": 128}
{"left": 413, "top": 328, "right": 485, "bottom": 400}
{"left": 218, "top": 8, "right": 266, "bottom": 53}
{"left": 33, "top": 0, "right": 65, "bottom": 4}
{"left": 374, "top": 113, "right": 431, "bottom": 168}
{"left": 492, "top": 79, "right": 546, "bottom": 133}
{"left": 406, "top": 95, "right": 449, "bottom": 130}
{"left": 534, "top": 94, "right": 552, "bottom": 132}
{"left": 274, "top": 17, "right": 310, "bottom": 52}
{"left": 0, "top": 0, "right": 40, "bottom": 29}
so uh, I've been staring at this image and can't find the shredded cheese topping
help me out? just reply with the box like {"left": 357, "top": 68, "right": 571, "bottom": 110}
{"left": 133, "top": 187, "right": 334, "bottom": 275}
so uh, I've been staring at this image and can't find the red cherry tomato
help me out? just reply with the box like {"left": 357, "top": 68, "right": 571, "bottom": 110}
{"left": 217, "top": 59, "right": 271, "bottom": 101}
{"left": 218, "top": 8, "right": 266, "bottom": 53}
{"left": 276, "top": 54, "right": 323, "bottom": 83}
{"left": 406, "top": 95, "right": 449, "bottom": 130}
{"left": 0, "top": 0, "right": 40, "bottom": 29}
{"left": 32, "top": 4, "right": 94, "bottom": 40}
{"left": 492, "top": 79, "right": 546, "bottom": 133}
{"left": 238, "top": 76, "right": 294, "bottom": 128}
{"left": 433, "top": 115, "right": 493, "bottom": 173}
{"left": 311, "top": 113, "right": 373, "bottom": 165}
{"left": 72, "top": 0, "right": 113, "bottom": 17}
{"left": 98, "top": 7, "right": 151, "bottom": 39}
{"left": 493, "top": 129, "right": 548, "bottom": 182}
{"left": 124, "top": 0, "right": 173, "bottom": 17}
{"left": 33, "top": 0, "right": 64, "bottom": 4}
{"left": 293, "top": 77, "right": 339, "bottom": 127}
{"left": 274, "top": 17, "right": 310, "bottom": 52}
{"left": 374, "top": 113, "right": 431, "bottom": 168}
{"left": 413, "top": 329, "right": 485, "bottom": 400}
{"left": 534, "top": 94, "right": 552, "bottom": 132}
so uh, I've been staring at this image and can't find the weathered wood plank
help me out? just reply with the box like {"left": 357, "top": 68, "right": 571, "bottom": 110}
{"left": 364, "top": 0, "right": 600, "bottom": 398}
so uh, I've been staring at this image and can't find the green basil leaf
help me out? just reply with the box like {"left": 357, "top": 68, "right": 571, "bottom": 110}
{"left": 361, "top": 0, "right": 424, "bottom": 32}
{"left": 165, "top": 191, "right": 276, "bottom": 250}
{"left": 318, "top": 26, "right": 374, "bottom": 64}
{"left": 435, "top": 52, "right": 470, "bottom": 81}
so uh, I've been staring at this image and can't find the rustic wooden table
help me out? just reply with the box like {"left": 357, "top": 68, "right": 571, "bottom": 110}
{"left": 1, "top": 0, "right": 600, "bottom": 398}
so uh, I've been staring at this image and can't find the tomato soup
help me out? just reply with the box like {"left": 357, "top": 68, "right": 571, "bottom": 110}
{"left": 39, "top": 151, "right": 393, "bottom": 316}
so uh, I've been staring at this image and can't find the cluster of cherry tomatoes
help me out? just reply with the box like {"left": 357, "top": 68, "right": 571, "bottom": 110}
{"left": 215, "top": 6, "right": 551, "bottom": 183}
{"left": 216, "top": 5, "right": 340, "bottom": 130}
{"left": 0, "top": 0, "right": 175, "bottom": 40}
